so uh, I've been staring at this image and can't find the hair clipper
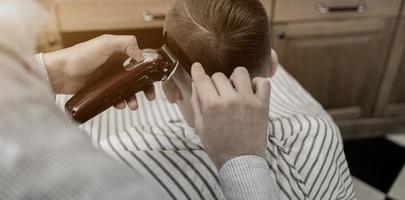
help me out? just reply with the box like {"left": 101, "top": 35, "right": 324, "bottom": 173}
{"left": 65, "top": 45, "right": 179, "bottom": 124}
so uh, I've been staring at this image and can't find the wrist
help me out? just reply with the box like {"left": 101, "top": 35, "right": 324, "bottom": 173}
{"left": 43, "top": 50, "right": 66, "bottom": 94}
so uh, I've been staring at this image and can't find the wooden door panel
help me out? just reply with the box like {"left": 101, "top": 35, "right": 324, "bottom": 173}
{"left": 273, "top": 19, "right": 395, "bottom": 115}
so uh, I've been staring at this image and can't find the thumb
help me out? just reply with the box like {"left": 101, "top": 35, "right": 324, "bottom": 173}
{"left": 99, "top": 35, "right": 144, "bottom": 62}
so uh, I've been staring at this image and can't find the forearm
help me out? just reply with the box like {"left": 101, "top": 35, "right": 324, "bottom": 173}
{"left": 219, "top": 156, "right": 278, "bottom": 200}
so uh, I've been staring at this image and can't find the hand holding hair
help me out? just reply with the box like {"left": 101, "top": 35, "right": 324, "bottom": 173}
{"left": 190, "top": 63, "right": 271, "bottom": 169}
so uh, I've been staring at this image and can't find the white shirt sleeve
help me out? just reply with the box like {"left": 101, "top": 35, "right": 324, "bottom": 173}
{"left": 219, "top": 155, "right": 279, "bottom": 200}
{"left": 0, "top": 1, "right": 165, "bottom": 199}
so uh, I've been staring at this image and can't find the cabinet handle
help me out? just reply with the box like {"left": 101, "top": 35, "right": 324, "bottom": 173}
{"left": 316, "top": 1, "right": 367, "bottom": 14}
{"left": 277, "top": 32, "right": 286, "bottom": 40}
{"left": 142, "top": 11, "right": 166, "bottom": 22}
{"left": 48, "top": 35, "right": 58, "bottom": 46}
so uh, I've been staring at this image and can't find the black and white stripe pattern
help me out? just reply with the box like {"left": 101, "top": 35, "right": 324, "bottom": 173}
{"left": 56, "top": 66, "right": 356, "bottom": 200}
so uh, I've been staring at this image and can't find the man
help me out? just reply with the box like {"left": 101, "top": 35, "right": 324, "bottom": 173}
{"left": 53, "top": 0, "right": 355, "bottom": 199}
{"left": 0, "top": 0, "right": 276, "bottom": 200}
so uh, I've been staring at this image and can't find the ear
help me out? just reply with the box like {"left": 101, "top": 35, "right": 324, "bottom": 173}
{"left": 267, "top": 49, "right": 279, "bottom": 78}
{"left": 162, "top": 79, "right": 182, "bottom": 103}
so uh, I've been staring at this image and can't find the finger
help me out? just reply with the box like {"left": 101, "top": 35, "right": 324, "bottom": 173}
{"left": 114, "top": 102, "right": 127, "bottom": 110}
{"left": 252, "top": 77, "right": 271, "bottom": 103}
{"left": 191, "top": 63, "right": 219, "bottom": 103}
{"left": 230, "top": 67, "right": 253, "bottom": 94}
{"left": 144, "top": 84, "right": 156, "bottom": 101}
{"left": 100, "top": 34, "right": 144, "bottom": 62}
{"left": 191, "top": 83, "right": 202, "bottom": 125}
{"left": 211, "top": 72, "right": 235, "bottom": 97}
{"left": 127, "top": 96, "right": 139, "bottom": 111}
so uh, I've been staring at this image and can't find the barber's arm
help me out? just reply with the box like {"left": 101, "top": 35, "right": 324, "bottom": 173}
{"left": 190, "top": 64, "right": 278, "bottom": 200}
{"left": 0, "top": 1, "right": 165, "bottom": 199}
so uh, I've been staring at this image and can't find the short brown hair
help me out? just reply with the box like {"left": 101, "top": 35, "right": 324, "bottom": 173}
{"left": 164, "top": 0, "right": 271, "bottom": 77}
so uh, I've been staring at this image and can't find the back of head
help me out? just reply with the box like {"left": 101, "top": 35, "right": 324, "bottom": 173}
{"left": 164, "top": 0, "right": 271, "bottom": 77}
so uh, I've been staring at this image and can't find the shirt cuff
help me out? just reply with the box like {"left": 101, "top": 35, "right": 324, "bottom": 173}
{"left": 35, "top": 53, "right": 55, "bottom": 96}
{"left": 219, "top": 155, "right": 278, "bottom": 200}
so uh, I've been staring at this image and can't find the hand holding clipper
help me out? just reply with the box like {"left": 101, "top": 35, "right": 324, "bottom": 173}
{"left": 65, "top": 46, "right": 178, "bottom": 124}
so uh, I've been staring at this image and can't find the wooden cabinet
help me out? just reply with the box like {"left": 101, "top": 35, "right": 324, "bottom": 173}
{"left": 271, "top": 0, "right": 405, "bottom": 137}
{"left": 273, "top": 19, "right": 396, "bottom": 120}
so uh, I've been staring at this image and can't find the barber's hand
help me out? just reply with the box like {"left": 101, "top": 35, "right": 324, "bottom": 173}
{"left": 190, "top": 63, "right": 270, "bottom": 169}
{"left": 44, "top": 34, "right": 155, "bottom": 110}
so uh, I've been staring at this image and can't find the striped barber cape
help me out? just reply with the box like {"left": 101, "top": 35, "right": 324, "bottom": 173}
{"left": 56, "top": 66, "right": 356, "bottom": 200}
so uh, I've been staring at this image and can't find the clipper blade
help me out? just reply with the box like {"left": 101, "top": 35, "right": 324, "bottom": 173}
{"left": 160, "top": 45, "right": 179, "bottom": 80}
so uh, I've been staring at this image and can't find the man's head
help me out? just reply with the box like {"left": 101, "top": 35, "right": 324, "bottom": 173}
{"left": 162, "top": 0, "right": 277, "bottom": 126}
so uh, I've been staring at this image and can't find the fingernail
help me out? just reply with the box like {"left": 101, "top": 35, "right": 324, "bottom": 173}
{"left": 129, "top": 101, "right": 138, "bottom": 110}
{"left": 147, "top": 92, "right": 156, "bottom": 101}
{"left": 192, "top": 62, "right": 201, "bottom": 68}
{"left": 191, "top": 62, "right": 204, "bottom": 74}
